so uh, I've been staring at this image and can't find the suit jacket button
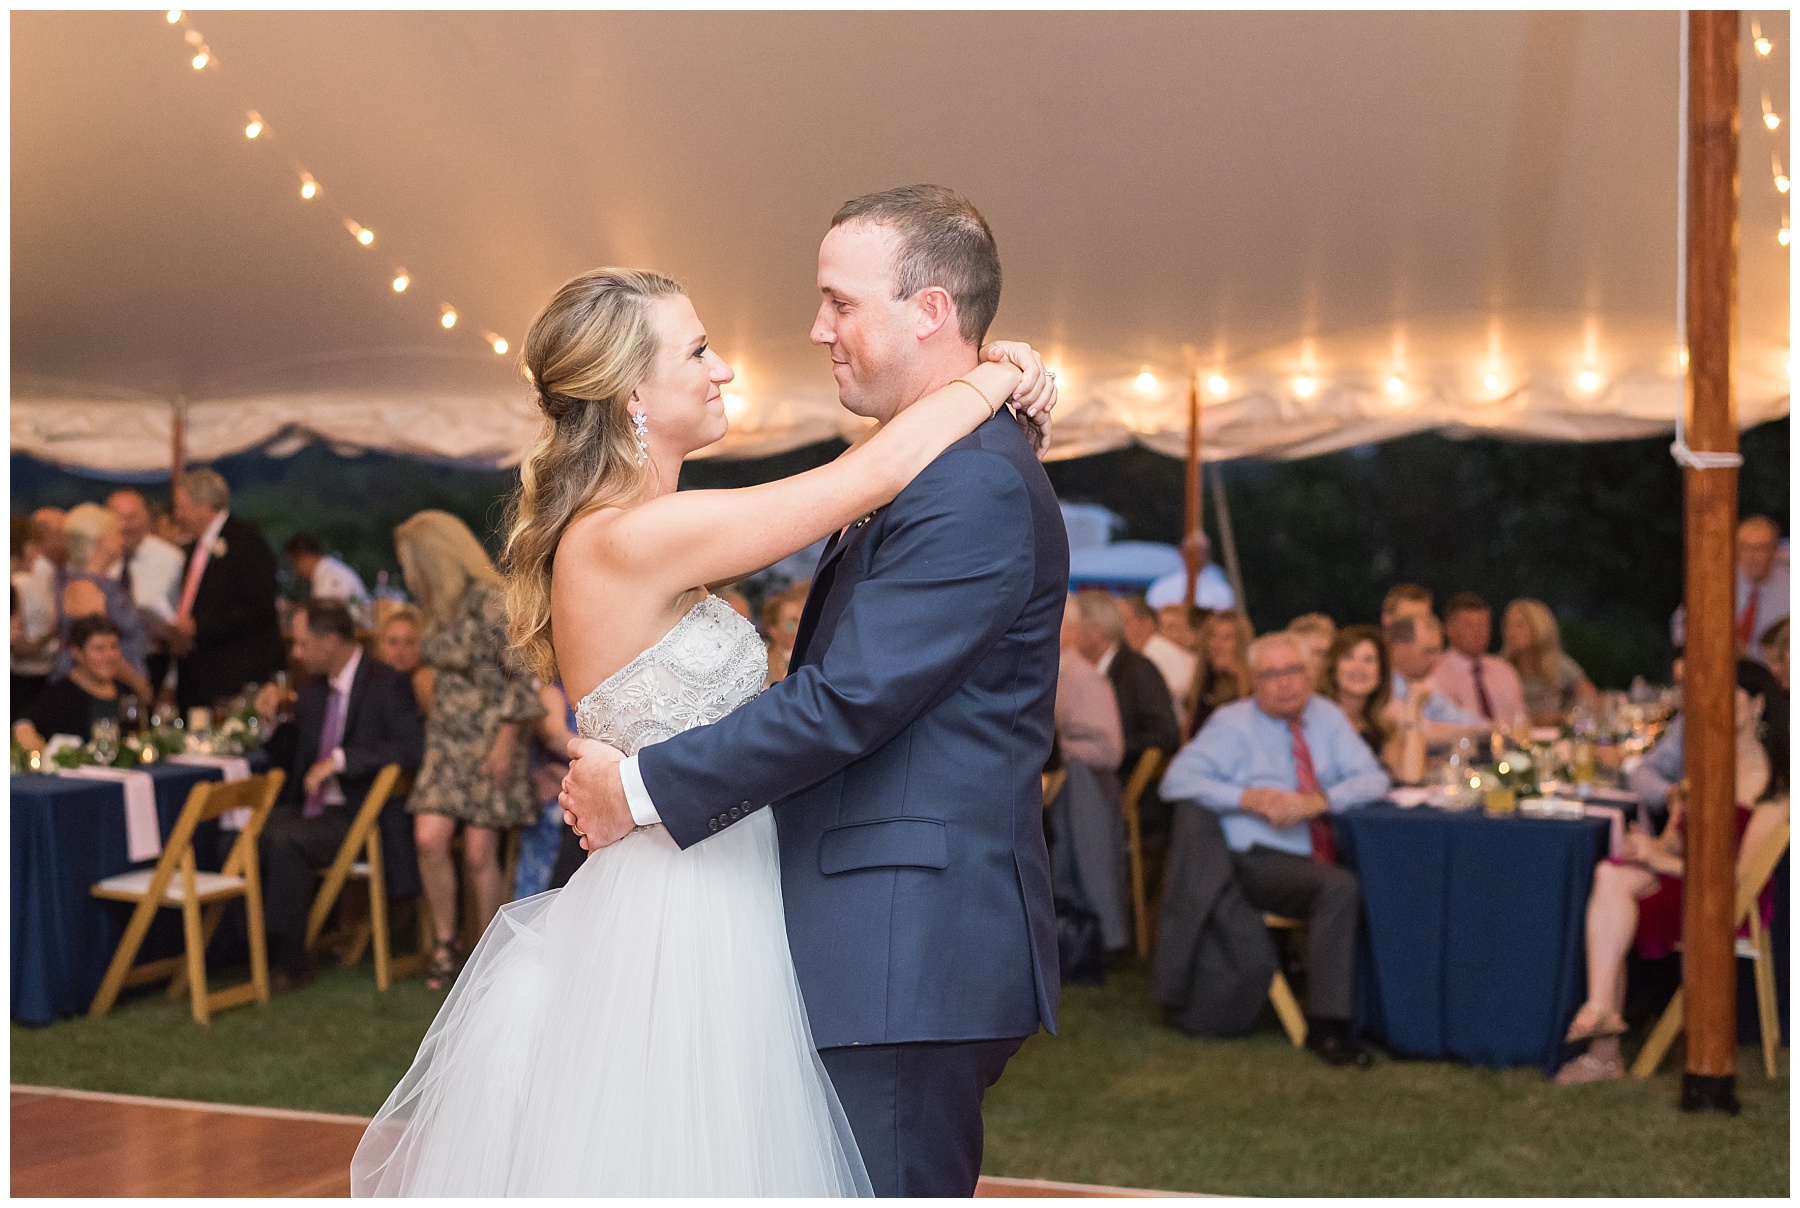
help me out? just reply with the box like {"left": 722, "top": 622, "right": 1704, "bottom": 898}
{"left": 729, "top": 807, "right": 741, "bottom": 820}
{"left": 739, "top": 800, "right": 752, "bottom": 809}
{"left": 708, "top": 819, "right": 719, "bottom": 832}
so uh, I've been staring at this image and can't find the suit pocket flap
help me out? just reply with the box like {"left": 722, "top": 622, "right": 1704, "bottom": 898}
{"left": 819, "top": 817, "right": 948, "bottom": 875}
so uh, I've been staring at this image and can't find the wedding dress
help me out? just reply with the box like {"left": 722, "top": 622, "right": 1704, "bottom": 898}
{"left": 350, "top": 594, "right": 870, "bottom": 1196}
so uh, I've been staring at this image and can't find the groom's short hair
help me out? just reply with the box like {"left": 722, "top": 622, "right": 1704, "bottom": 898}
{"left": 831, "top": 184, "right": 1001, "bottom": 345}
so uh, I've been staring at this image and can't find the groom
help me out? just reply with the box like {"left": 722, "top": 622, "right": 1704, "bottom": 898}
{"left": 562, "top": 184, "right": 1065, "bottom": 1196}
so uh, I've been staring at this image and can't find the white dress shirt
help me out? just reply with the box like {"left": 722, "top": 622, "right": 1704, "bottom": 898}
{"left": 11, "top": 555, "right": 59, "bottom": 676}
{"left": 111, "top": 533, "right": 185, "bottom": 623}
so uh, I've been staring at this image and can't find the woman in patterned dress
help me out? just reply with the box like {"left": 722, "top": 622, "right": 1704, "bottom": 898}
{"left": 395, "top": 510, "right": 545, "bottom": 989}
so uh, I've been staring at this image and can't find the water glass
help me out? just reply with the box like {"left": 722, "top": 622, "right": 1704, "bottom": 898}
{"left": 91, "top": 718, "right": 121, "bottom": 766}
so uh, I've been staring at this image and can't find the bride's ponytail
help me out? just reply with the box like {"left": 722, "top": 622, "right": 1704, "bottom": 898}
{"left": 502, "top": 268, "right": 684, "bottom": 683}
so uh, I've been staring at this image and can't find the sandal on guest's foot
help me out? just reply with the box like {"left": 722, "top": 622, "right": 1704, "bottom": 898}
{"left": 425, "top": 940, "right": 459, "bottom": 991}
{"left": 1564, "top": 1004, "right": 1627, "bottom": 1043}
{"left": 1555, "top": 1050, "right": 1625, "bottom": 1085}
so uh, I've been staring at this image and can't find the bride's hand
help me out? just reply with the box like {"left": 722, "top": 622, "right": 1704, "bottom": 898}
{"left": 980, "top": 341, "right": 1057, "bottom": 422}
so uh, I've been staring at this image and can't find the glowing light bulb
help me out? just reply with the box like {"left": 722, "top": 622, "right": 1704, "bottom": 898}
{"left": 1576, "top": 368, "right": 1603, "bottom": 395}
{"left": 357, "top": 228, "right": 374, "bottom": 246}
{"left": 1779, "top": 175, "right": 1793, "bottom": 194}
{"left": 490, "top": 335, "right": 509, "bottom": 355}
{"left": 244, "top": 112, "right": 263, "bottom": 139}
{"left": 1780, "top": 226, "right": 1793, "bottom": 247}
{"left": 167, "top": 9, "right": 182, "bottom": 23}
{"left": 1135, "top": 371, "right": 1157, "bottom": 394}
{"left": 1385, "top": 375, "right": 1406, "bottom": 395}
{"left": 1292, "top": 374, "right": 1317, "bottom": 399}
{"left": 1756, "top": 35, "right": 1773, "bottom": 56}
{"left": 1483, "top": 372, "right": 1502, "bottom": 393}
{"left": 191, "top": 50, "right": 209, "bottom": 70}
{"left": 298, "top": 174, "right": 318, "bottom": 200}
{"left": 1206, "top": 374, "right": 1230, "bottom": 397}
{"left": 440, "top": 307, "right": 458, "bottom": 330}
{"left": 1765, "top": 109, "right": 1782, "bottom": 132}
{"left": 723, "top": 392, "right": 746, "bottom": 420}
{"left": 391, "top": 272, "right": 409, "bottom": 293}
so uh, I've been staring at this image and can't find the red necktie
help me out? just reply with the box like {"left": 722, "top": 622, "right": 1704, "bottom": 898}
{"left": 1288, "top": 719, "right": 1337, "bottom": 865}
{"left": 1469, "top": 655, "right": 1495, "bottom": 721}
{"left": 1738, "top": 593, "right": 1759, "bottom": 646}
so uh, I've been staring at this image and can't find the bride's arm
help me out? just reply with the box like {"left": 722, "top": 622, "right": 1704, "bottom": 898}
{"left": 580, "top": 358, "right": 1028, "bottom": 596}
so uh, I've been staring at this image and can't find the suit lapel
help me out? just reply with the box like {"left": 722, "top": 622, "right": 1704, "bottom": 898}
{"left": 789, "top": 518, "right": 875, "bottom": 670}
{"left": 340, "top": 656, "right": 372, "bottom": 743}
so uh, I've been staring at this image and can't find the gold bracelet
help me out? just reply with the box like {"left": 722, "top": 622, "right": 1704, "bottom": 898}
{"left": 949, "top": 376, "right": 1002, "bottom": 419}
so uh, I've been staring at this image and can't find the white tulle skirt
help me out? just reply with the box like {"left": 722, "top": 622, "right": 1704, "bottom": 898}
{"left": 350, "top": 811, "right": 870, "bottom": 1197}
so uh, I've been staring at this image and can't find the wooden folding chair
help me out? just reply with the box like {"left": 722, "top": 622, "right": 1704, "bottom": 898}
{"left": 1631, "top": 809, "right": 1790, "bottom": 1079}
{"left": 1264, "top": 913, "right": 1309, "bottom": 1047}
{"left": 1121, "top": 749, "right": 1167, "bottom": 959}
{"left": 1041, "top": 769, "right": 1068, "bottom": 809}
{"left": 89, "top": 770, "right": 286, "bottom": 1024}
{"left": 302, "top": 765, "right": 406, "bottom": 990}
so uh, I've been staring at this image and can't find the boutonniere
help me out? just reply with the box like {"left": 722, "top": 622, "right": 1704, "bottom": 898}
{"left": 211, "top": 538, "right": 229, "bottom": 559}
{"left": 851, "top": 508, "right": 882, "bottom": 530}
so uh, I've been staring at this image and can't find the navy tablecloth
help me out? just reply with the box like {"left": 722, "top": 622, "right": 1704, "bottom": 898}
{"left": 11, "top": 764, "right": 223, "bottom": 1026}
{"left": 1337, "top": 804, "right": 1610, "bottom": 1073}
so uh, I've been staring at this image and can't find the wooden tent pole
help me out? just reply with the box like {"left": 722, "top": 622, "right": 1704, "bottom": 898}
{"left": 1182, "top": 374, "right": 1202, "bottom": 608}
{"left": 171, "top": 395, "right": 188, "bottom": 497}
{"left": 1678, "top": 8, "right": 1741, "bottom": 1116}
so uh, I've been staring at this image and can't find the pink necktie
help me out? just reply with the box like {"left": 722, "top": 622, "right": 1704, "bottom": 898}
{"left": 303, "top": 687, "right": 346, "bottom": 819}
{"left": 177, "top": 544, "right": 210, "bottom": 621}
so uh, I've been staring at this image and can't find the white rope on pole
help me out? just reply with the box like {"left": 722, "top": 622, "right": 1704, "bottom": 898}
{"left": 1670, "top": 10, "right": 1745, "bottom": 472}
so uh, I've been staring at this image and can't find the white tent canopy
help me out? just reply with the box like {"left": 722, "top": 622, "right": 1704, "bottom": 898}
{"left": 12, "top": 10, "right": 1790, "bottom": 472}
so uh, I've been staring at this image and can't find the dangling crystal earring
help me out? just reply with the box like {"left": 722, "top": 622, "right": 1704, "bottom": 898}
{"left": 630, "top": 410, "right": 650, "bottom": 466}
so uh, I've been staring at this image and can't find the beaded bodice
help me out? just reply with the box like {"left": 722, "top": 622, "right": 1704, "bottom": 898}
{"left": 573, "top": 595, "right": 770, "bottom": 757}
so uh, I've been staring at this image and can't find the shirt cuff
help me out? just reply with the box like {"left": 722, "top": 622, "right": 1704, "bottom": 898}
{"left": 330, "top": 747, "right": 346, "bottom": 773}
{"left": 619, "top": 755, "right": 661, "bottom": 827}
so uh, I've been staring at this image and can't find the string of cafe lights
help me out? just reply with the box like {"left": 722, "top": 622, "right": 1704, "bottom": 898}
{"left": 1152, "top": 15, "right": 1792, "bottom": 415}
{"left": 1748, "top": 17, "right": 1792, "bottom": 247}
{"left": 162, "top": 10, "right": 512, "bottom": 356}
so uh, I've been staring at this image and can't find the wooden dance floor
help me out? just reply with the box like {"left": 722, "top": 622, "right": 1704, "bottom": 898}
{"left": 11, "top": 1085, "right": 1185, "bottom": 1197}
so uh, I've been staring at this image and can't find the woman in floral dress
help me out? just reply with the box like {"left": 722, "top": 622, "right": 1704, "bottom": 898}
{"left": 395, "top": 511, "right": 545, "bottom": 989}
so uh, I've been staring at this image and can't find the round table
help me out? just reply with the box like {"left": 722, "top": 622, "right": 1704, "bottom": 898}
{"left": 11, "top": 764, "right": 222, "bottom": 1025}
{"left": 1335, "top": 803, "right": 1610, "bottom": 1072}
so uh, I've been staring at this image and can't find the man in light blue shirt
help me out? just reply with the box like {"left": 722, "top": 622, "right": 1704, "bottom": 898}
{"left": 1160, "top": 631, "right": 1389, "bottom": 1066}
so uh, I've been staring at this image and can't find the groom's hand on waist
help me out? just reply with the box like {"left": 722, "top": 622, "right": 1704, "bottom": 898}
{"left": 560, "top": 737, "right": 634, "bottom": 852}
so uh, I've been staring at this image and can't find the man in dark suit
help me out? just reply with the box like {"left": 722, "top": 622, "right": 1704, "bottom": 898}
{"left": 562, "top": 184, "right": 1065, "bottom": 1196}
{"left": 168, "top": 468, "right": 286, "bottom": 711}
{"left": 256, "top": 600, "right": 425, "bottom": 992}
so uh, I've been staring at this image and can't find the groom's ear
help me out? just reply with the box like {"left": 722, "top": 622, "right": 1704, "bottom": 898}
{"left": 912, "top": 285, "right": 957, "bottom": 342}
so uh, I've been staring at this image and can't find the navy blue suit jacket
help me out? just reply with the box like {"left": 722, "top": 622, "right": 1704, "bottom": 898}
{"left": 639, "top": 411, "right": 1067, "bottom": 1049}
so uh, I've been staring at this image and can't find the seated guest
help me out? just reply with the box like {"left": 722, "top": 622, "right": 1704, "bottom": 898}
{"left": 1629, "top": 649, "right": 1789, "bottom": 817}
{"left": 1762, "top": 618, "right": 1790, "bottom": 692}
{"left": 1557, "top": 704, "right": 1784, "bottom": 1084}
{"left": 14, "top": 615, "right": 127, "bottom": 750}
{"left": 1734, "top": 515, "right": 1788, "bottom": 666}
{"left": 1322, "top": 624, "right": 1392, "bottom": 759}
{"left": 54, "top": 504, "right": 153, "bottom": 700}
{"left": 1122, "top": 594, "right": 1198, "bottom": 730}
{"left": 1158, "top": 603, "right": 1210, "bottom": 656}
{"left": 256, "top": 600, "right": 425, "bottom": 993}
{"left": 1431, "top": 591, "right": 1527, "bottom": 729}
{"left": 284, "top": 533, "right": 373, "bottom": 629}
{"left": 1286, "top": 613, "right": 1337, "bottom": 682}
{"left": 376, "top": 605, "right": 436, "bottom": 716}
{"left": 761, "top": 582, "right": 808, "bottom": 684}
{"left": 1383, "top": 616, "right": 1487, "bottom": 779}
{"left": 1057, "top": 602, "right": 1124, "bottom": 772}
{"left": 1380, "top": 583, "right": 1435, "bottom": 697}
{"left": 1185, "top": 609, "right": 1254, "bottom": 739}
{"left": 1500, "top": 598, "right": 1598, "bottom": 727}
{"left": 1162, "top": 632, "right": 1390, "bottom": 1066}
{"left": 1068, "top": 590, "right": 1181, "bottom": 778}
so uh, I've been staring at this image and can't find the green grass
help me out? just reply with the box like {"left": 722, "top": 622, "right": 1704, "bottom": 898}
{"left": 11, "top": 958, "right": 1788, "bottom": 1195}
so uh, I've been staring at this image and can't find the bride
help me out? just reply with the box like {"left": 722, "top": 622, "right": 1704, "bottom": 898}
{"left": 349, "top": 267, "right": 1053, "bottom": 1196}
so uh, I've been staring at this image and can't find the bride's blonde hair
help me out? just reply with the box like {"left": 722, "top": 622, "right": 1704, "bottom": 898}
{"left": 503, "top": 267, "right": 685, "bottom": 682}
